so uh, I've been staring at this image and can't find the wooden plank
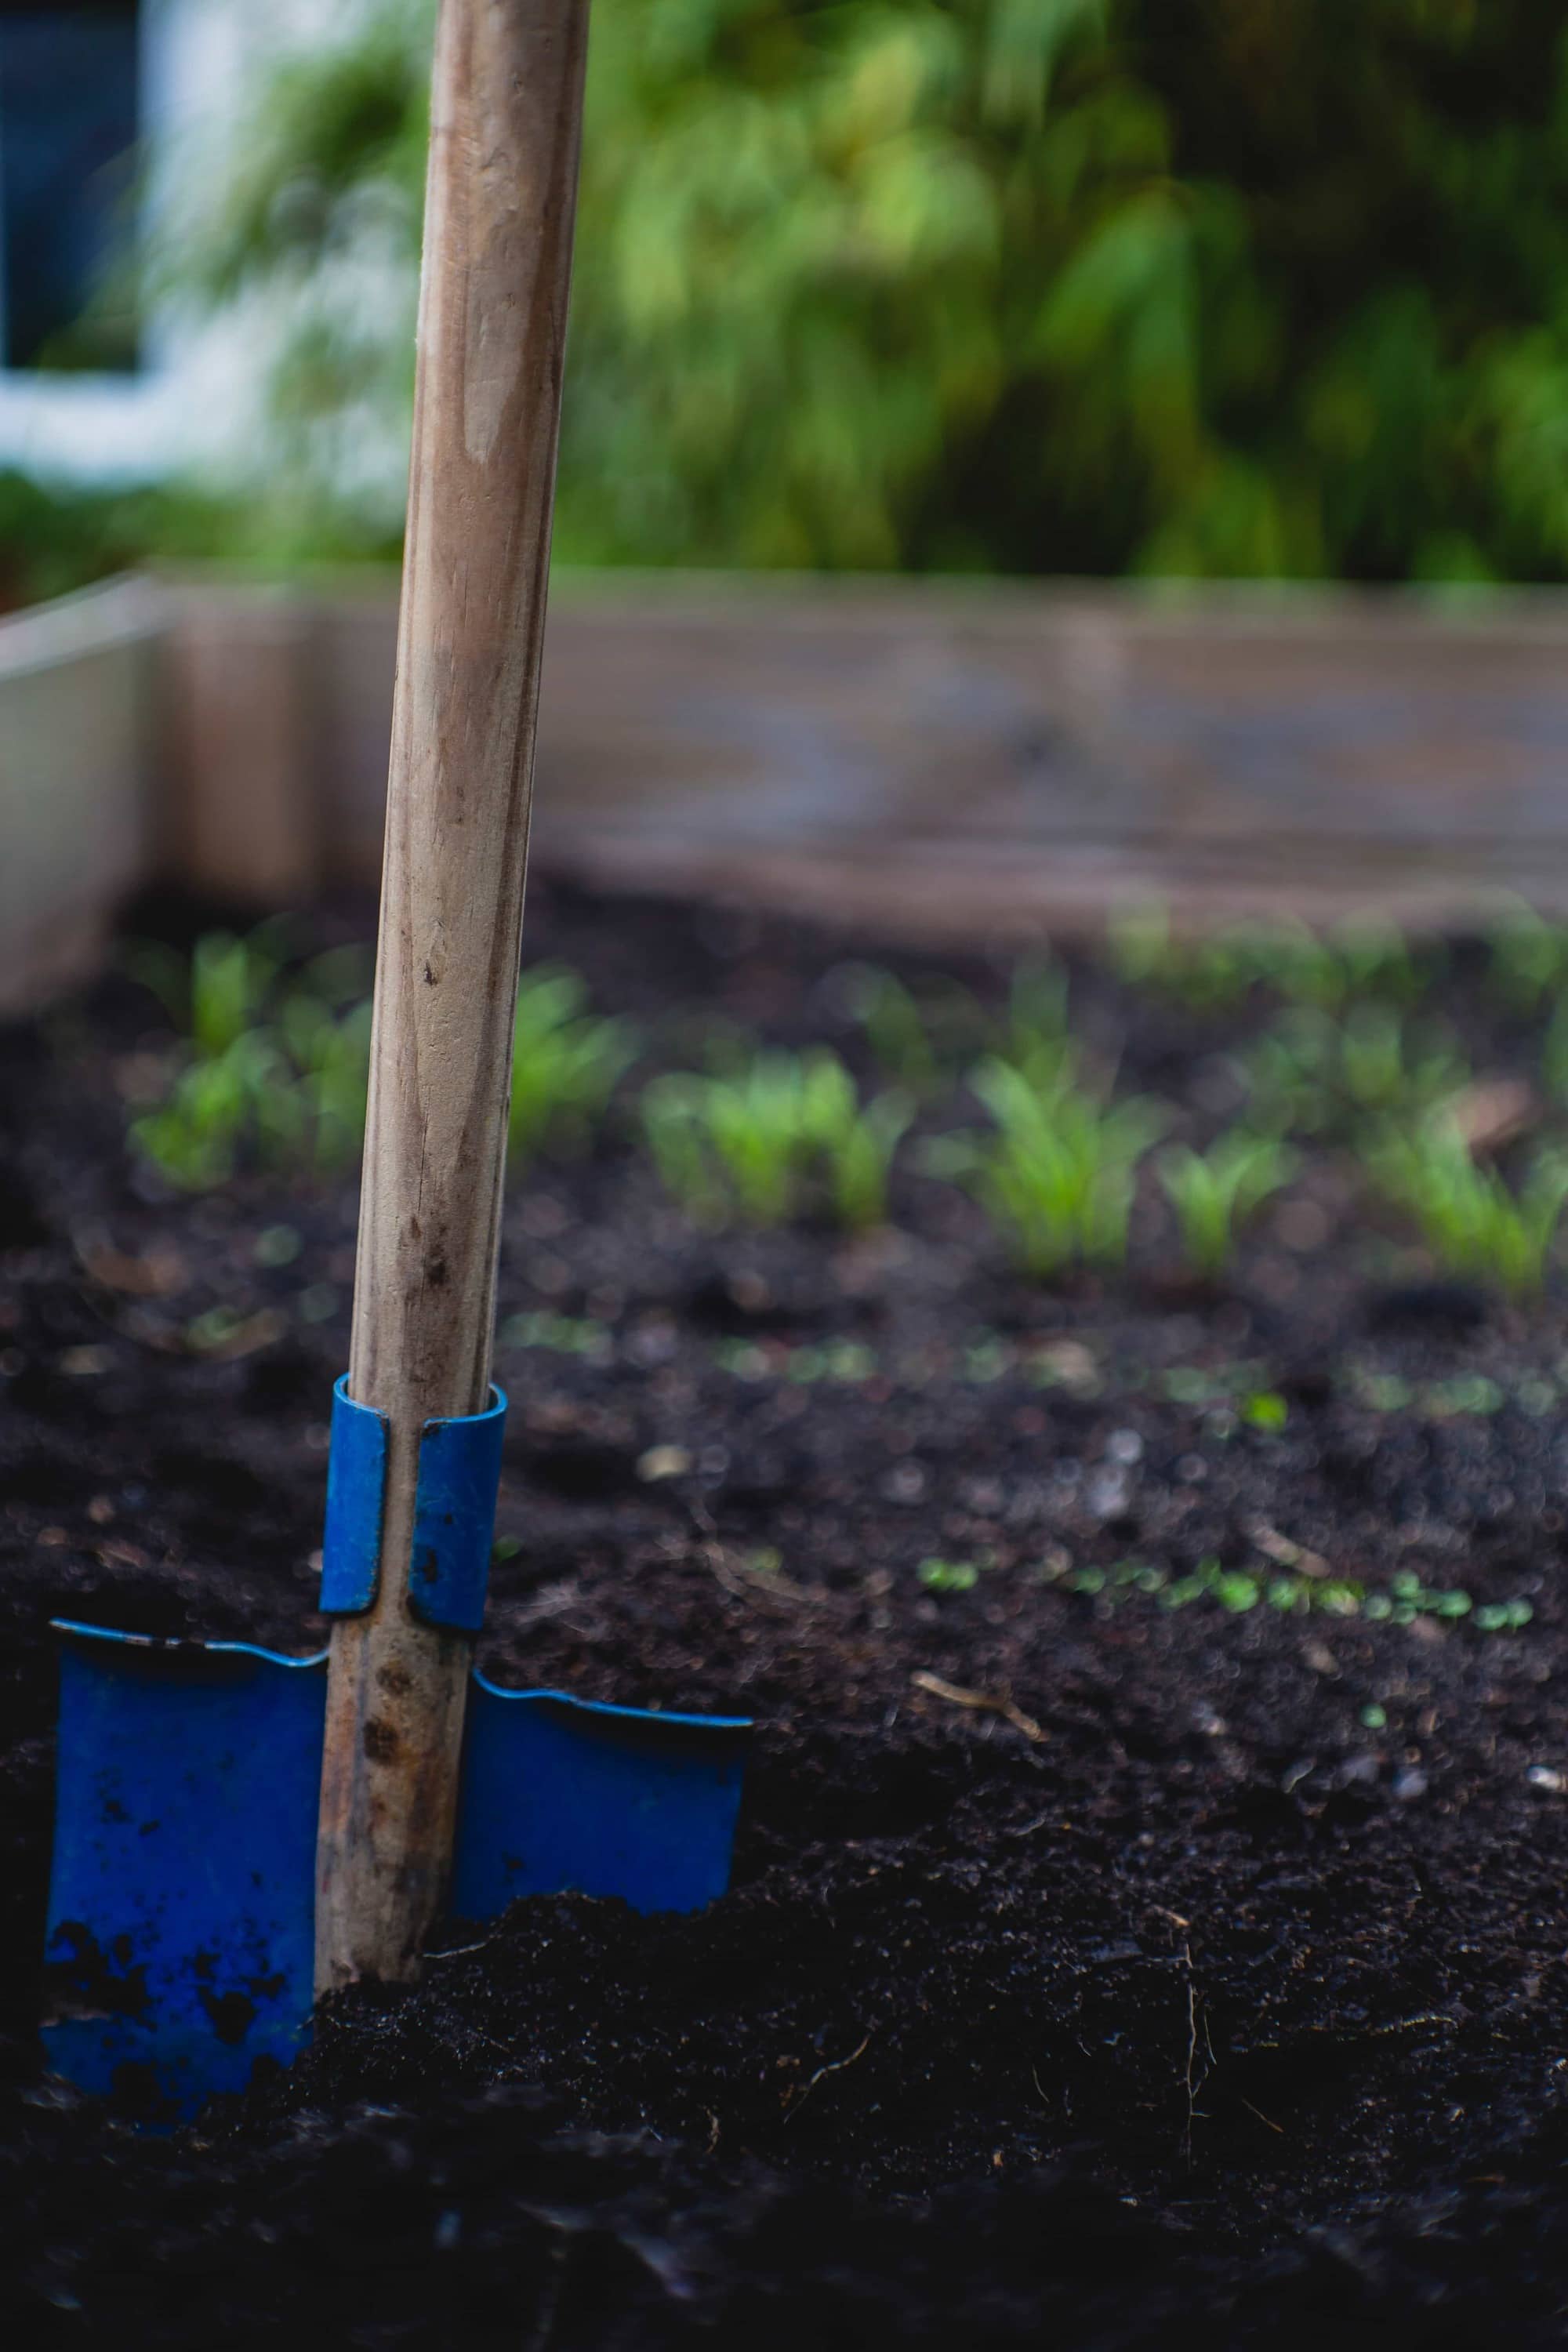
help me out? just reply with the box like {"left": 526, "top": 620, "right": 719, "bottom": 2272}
{"left": 13, "top": 571, "right": 1568, "bottom": 1019}
{"left": 284, "top": 574, "right": 1568, "bottom": 932}
{"left": 0, "top": 577, "right": 165, "bottom": 1015}
{"left": 165, "top": 585, "right": 321, "bottom": 906}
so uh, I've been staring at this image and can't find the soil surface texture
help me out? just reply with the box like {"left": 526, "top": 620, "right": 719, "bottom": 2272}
{"left": 5, "top": 886, "right": 1568, "bottom": 2347}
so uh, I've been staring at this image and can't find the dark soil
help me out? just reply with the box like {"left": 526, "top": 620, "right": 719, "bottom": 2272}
{"left": 6, "top": 885, "right": 1568, "bottom": 2347}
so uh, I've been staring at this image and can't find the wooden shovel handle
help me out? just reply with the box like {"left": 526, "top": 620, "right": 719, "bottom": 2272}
{"left": 315, "top": 0, "right": 590, "bottom": 1995}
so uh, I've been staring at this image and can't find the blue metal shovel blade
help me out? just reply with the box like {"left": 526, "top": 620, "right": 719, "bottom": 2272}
{"left": 42, "top": 1626, "right": 328, "bottom": 2123}
{"left": 42, "top": 1624, "right": 750, "bottom": 2121}
{"left": 454, "top": 1673, "right": 748, "bottom": 1918}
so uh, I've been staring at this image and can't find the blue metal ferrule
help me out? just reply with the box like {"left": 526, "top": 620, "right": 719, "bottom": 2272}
{"left": 319, "top": 1374, "right": 507, "bottom": 1634}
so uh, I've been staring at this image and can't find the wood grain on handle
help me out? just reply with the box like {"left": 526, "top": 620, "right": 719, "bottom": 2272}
{"left": 315, "top": 0, "right": 590, "bottom": 1995}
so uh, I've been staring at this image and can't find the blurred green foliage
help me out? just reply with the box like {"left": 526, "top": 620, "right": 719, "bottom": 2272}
{"left": 17, "top": 0, "right": 1568, "bottom": 590}
{"left": 0, "top": 470, "right": 241, "bottom": 612}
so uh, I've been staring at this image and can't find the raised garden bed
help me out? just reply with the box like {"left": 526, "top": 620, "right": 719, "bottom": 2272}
{"left": 6, "top": 882, "right": 1568, "bottom": 2347}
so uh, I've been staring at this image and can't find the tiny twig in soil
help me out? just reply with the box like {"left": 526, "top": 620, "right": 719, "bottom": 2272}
{"left": 786, "top": 2032, "right": 872, "bottom": 2120}
{"left": 911, "top": 1671, "right": 1045, "bottom": 1744}
{"left": 1148, "top": 1906, "right": 1202, "bottom": 2164}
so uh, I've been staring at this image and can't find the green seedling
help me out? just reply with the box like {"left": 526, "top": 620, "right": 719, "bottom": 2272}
{"left": 829, "top": 1087, "right": 914, "bottom": 1229}
{"left": 1158, "top": 1131, "right": 1298, "bottom": 1280}
{"left": 1486, "top": 898, "right": 1568, "bottom": 1013}
{"left": 130, "top": 1033, "right": 289, "bottom": 1190}
{"left": 1240, "top": 1004, "right": 1465, "bottom": 1137}
{"left": 130, "top": 932, "right": 630, "bottom": 1191}
{"left": 278, "top": 993, "right": 374, "bottom": 1174}
{"left": 129, "top": 925, "right": 345, "bottom": 1188}
{"left": 996, "top": 956, "right": 1075, "bottom": 1094}
{"left": 839, "top": 963, "right": 990, "bottom": 1098}
{"left": 499, "top": 1310, "right": 613, "bottom": 1362}
{"left": 644, "top": 1049, "right": 909, "bottom": 1230}
{"left": 508, "top": 965, "right": 637, "bottom": 1166}
{"left": 1367, "top": 1114, "right": 1568, "bottom": 1298}
{"left": 1240, "top": 1388, "right": 1289, "bottom": 1431}
{"left": 1109, "top": 907, "right": 1427, "bottom": 1017}
{"left": 1041, "top": 1552, "right": 1532, "bottom": 1631}
{"left": 129, "top": 926, "right": 285, "bottom": 1060}
{"left": 918, "top": 1557, "right": 982, "bottom": 1593}
{"left": 930, "top": 1057, "right": 1166, "bottom": 1277}
{"left": 1542, "top": 993, "right": 1568, "bottom": 1105}
{"left": 1106, "top": 906, "right": 1261, "bottom": 1013}
{"left": 1236, "top": 916, "right": 1425, "bottom": 1011}
{"left": 840, "top": 965, "right": 940, "bottom": 1097}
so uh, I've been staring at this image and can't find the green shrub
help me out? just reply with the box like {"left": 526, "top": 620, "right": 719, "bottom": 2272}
{"left": 125, "top": 0, "right": 1568, "bottom": 586}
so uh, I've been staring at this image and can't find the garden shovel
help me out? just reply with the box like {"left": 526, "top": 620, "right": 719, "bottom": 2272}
{"left": 41, "top": 0, "right": 748, "bottom": 2123}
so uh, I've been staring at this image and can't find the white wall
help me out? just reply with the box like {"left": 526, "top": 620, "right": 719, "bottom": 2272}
{"left": 0, "top": 0, "right": 365, "bottom": 485}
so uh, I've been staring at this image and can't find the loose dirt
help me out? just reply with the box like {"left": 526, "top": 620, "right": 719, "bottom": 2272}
{"left": 5, "top": 888, "right": 1568, "bottom": 2347}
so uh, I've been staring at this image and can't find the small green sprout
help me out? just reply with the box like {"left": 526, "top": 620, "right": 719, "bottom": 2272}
{"left": 1241, "top": 1005, "right": 1466, "bottom": 1138}
{"left": 1367, "top": 1115, "right": 1568, "bottom": 1298}
{"left": 1486, "top": 899, "right": 1568, "bottom": 1013}
{"left": 643, "top": 1050, "right": 910, "bottom": 1229}
{"left": 278, "top": 993, "right": 373, "bottom": 1174}
{"left": 508, "top": 966, "right": 637, "bottom": 1166}
{"left": 1109, "top": 909, "right": 1428, "bottom": 1017}
{"left": 928, "top": 1058, "right": 1165, "bottom": 1277}
{"left": 781, "top": 1338, "right": 879, "bottom": 1383}
{"left": 129, "top": 1031, "right": 295, "bottom": 1189}
{"left": 499, "top": 1311, "right": 613, "bottom": 1362}
{"left": 840, "top": 965, "right": 941, "bottom": 1096}
{"left": 129, "top": 932, "right": 630, "bottom": 1190}
{"left": 1106, "top": 906, "right": 1261, "bottom": 1013}
{"left": 1158, "top": 1131, "right": 1298, "bottom": 1279}
{"left": 1475, "top": 1599, "right": 1534, "bottom": 1632}
{"left": 828, "top": 1087, "right": 916, "bottom": 1231}
{"left": 918, "top": 1557, "right": 981, "bottom": 1592}
{"left": 1543, "top": 992, "right": 1568, "bottom": 1105}
{"left": 129, "top": 927, "right": 285, "bottom": 1060}
{"left": 1424, "top": 1373, "right": 1506, "bottom": 1417}
{"left": 1048, "top": 1552, "right": 1531, "bottom": 1632}
{"left": 996, "top": 957, "right": 1076, "bottom": 1094}
{"left": 1240, "top": 1388, "right": 1289, "bottom": 1431}
{"left": 1247, "top": 916, "right": 1425, "bottom": 1011}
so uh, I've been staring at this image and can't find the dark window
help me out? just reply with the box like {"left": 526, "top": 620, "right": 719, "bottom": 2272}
{"left": 0, "top": 3, "right": 141, "bottom": 372}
